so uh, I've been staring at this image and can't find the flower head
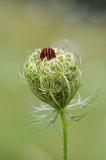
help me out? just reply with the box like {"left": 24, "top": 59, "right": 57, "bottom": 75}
{"left": 24, "top": 48, "right": 81, "bottom": 110}
{"left": 22, "top": 43, "right": 99, "bottom": 127}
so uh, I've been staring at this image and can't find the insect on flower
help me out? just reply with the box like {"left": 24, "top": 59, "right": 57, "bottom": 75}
{"left": 40, "top": 47, "right": 56, "bottom": 60}
{"left": 23, "top": 39, "right": 99, "bottom": 160}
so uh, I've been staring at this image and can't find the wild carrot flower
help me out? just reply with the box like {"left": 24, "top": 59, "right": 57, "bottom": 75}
{"left": 23, "top": 43, "right": 99, "bottom": 160}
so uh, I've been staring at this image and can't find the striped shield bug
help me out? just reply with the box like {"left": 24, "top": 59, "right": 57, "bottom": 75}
{"left": 40, "top": 48, "right": 56, "bottom": 60}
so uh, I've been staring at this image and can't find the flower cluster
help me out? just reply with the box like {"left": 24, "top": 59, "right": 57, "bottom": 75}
{"left": 24, "top": 48, "right": 81, "bottom": 108}
{"left": 23, "top": 47, "right": 98, "bottom": 125}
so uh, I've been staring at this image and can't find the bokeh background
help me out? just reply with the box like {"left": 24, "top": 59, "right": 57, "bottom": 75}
{"left": 0, "top": 0, "right": 106, "bottom": 160}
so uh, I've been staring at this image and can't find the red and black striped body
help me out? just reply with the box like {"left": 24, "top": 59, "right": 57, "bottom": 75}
{"left": 40, "top": 48, "right": 56, "bottom": 60}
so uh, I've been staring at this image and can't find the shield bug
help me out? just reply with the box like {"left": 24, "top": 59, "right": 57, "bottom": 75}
{"left": 40, "top": 48, "right": 56, "bottom": 60}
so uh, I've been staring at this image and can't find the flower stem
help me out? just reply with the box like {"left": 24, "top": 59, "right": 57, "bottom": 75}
{"left": 60, "top": 111, "right": 68, "bottom": 160}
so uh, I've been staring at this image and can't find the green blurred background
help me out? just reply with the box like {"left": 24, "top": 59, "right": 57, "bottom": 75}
{"left": 0, "top": 0, "right": 106, "bottom": 160}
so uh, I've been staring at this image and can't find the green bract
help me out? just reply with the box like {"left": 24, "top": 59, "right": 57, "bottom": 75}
{"left": 24, "top": 48, "right": 81, "bottom": 110}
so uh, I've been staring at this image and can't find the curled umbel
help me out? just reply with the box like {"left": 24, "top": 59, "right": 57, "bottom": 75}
{"left": 24, "top": 47, "right": 81, "bottom": 111}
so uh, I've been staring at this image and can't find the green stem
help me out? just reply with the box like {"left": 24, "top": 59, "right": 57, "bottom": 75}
{"left": 60, "top": 111, "right": 68, "bottom": 160}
